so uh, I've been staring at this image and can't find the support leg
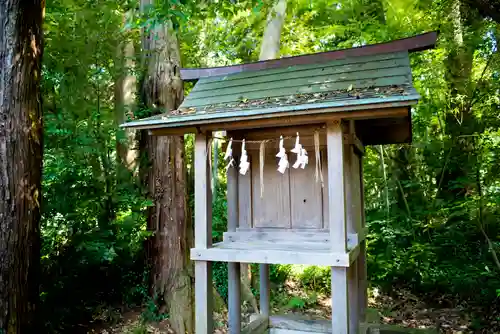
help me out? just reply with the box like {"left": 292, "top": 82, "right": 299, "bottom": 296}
{"left": 358, "top": 242, "right": 368, "bottom": 322}
{"left": 348, "top": 262, "right": 359, "bottom": 333}
{"left": 228, "top": 262, "right": 241, "bottom": 334}
{"left": 195, "top": 261, "right": 213, "bottom": 334}
{"left": 259, "top": 264, "right": 270, "bottom": 316}
{"left": 331, "top": 267, "right": 350, "bottom": 333}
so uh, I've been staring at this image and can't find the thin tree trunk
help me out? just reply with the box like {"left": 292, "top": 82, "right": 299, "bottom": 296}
{"left": 140, "top": 4, "right": 195, "bottom": 331}
{"left": 259, "top": 0, "right": 288, "bottom": 61}
{"left": 0, "top": 0, "right": 44, "bottom": 332}
{"left": 115, "top": 17, "right": 139, "bottom": 172}
{"left": 439, "top": 0, "right": 481, "bottom": 202}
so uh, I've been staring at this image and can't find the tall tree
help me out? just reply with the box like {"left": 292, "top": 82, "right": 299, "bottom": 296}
{"left": 115, "top": 13, "right": 139, "bottom": 172}
{"left": 140, "top": 1, "right": 194, "bottom": 332}
{"left": 0, "top": 0, "right": 44, "bottom": 332}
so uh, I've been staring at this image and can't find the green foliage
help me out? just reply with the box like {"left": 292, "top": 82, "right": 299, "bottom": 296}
{"left": 295, "top": 266, "right": 331, "bottom": 294}
{"left": 141, "top": 296, "right": 169, "bottom": 323}
{"left": 270, "top": 264, "right": 292, "bottom": 284}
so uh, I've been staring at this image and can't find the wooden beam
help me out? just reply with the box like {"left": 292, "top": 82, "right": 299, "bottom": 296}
{"left": 358, "top": 155, "right": 368, "bottom": 323}
{"left": 194, "top": 133, "right": 213, "bottom": 334}
{"left": 326, "top": 120, "right": 350, "bottom": 333}
{"left": 180, "top": 32, "right": 438, "bottom": 81}
{"left": 190, "top": 246, "right": 352, "bottom": 266}
{"left": 194, "top": 133, "right": 212, "bottom": 248}
{"left": 143, "top": 106, "right": 410, "bottom": 137}
{"left": 326, "top": 120, "right": 347, "bottom": 252}
{"left": 345, "top": 120, "right": 360, "bottom": 334}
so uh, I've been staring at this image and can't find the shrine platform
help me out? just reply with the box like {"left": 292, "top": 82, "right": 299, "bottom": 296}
{"left": 190, "top": 228, "right": 366, "bottom": 267}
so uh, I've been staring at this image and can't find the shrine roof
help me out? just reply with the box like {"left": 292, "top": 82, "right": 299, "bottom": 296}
{"left": 121, "top": 32, "right": 437, "bottom": 132}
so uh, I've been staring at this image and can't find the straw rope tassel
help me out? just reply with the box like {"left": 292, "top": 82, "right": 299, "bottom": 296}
{"left": 314, "top": 131, "right": 324, "bottom": 188}
{"left": 259, "top": 141, "right": 265, "bottom": 198}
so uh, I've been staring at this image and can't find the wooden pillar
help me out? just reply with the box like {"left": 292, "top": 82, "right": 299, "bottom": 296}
{"left": 195, "top": 133, "right": 213, "bottom": 334}
{"left": 259, "top": 264, "right": 270, "bottom": 316}
{"left": 345, "top": 121, "right": 360, "bottom": 334}
{"left": 326, "top": 120, "right": 350, "bottom": 333}
{"left": 358, "top": 156, "right": 368, "bottom": 323}
{"left": 227, "top": 152, "right": 241, "bottom": 334}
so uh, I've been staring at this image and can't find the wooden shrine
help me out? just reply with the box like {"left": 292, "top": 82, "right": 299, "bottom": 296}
{"left": 121, "top": 32, "right": 438, "bottom": 334}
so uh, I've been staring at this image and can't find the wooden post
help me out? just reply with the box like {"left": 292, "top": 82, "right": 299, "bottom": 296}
{"left": 228, "top": 263, "right": 241, "bottom": 333}
{"left": 358, "top": 156, "right": 368, "bottom": 323}
{"left": 195, "top": 133, "right": 213, "bottom": 334}
{"left": 259, "top": 264, "right": 270, "bottom": 316}
{"left": 346, "top": 121, "right": 359, "bottom": 333}
{"left": 227, "top": 152, "right": 242, "bottom": 334}
{"left": 326, "top": 120, "right": 350, "bottom": 333}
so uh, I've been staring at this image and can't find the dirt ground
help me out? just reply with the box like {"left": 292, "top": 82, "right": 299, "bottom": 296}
{"left": 86, "top": 283, "right": 497, "bottom": 334}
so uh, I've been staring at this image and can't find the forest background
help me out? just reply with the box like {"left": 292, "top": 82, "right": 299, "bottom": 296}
{"left": 2, "top": 0, "right": 500, "bottom": 333}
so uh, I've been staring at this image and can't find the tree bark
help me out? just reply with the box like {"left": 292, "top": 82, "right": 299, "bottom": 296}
{"left": 115, "top": 16, "right": 139, "bottom": 172}
{"left": 259, "top": 0, "right": 287, "bottom": 61}
{"left": 140, "top": 4, "right": 195, "bottom": 332}
{"left": 440, "top": 0, "right": 482, "bottom": 201}
{"left": 0, "top": 0, "right": 44, "bottom": 332}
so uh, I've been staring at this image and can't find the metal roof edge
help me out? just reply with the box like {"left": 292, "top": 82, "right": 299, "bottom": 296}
{"left": 120, "top": 94, "right": 421, "bottom": 130}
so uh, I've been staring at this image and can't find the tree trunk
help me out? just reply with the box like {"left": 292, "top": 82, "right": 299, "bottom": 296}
{"left": 140, "top": 6, "right": 195, "bottom": 332}
{"left": 440, "top": 0, "right": 482, "bottom": 202}
{"left": 259, "top": 0, "right": 288, "bottom": 61}
{"left": 115, "top": 16, "right": 139, "bottom": 172}
{"left": 0, "top": 0, "right": 44, "bottom": 332}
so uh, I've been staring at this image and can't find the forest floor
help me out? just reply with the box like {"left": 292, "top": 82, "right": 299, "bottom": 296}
{"left": 86, "top": 282, "right": 497, "bottom": 334}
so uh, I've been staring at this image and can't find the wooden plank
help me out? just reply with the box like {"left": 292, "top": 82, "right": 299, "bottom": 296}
{"left": 228, "top": 262, "right": 241, "bottom": 334}
{"left": 241, "top": 315, "right": 268, "bottom": 334}
{"left": 290, "top": 162, "right": 323, "bottom": 229}
{"left": 223, "top": 230, "right": 329, "bottom": 243}
{"left": 251, "top": 152, "right": 291, "bottom": 228}
{"left": 215, "top": 240, "right": 330, "bottom": 251}
{"left": 195, "top": 52, "right": 408, "bottom": 84}
{"left": 195, "top": 133, "right": 212, "bottom": 248}
{"left": 222, "top": 230, "right": 363, "bottom": 250}
{"left": 183, "top": 76, "right": 411, "bottom": 108}
{"left": 195, "top": 261, "right": 213, "bottom": 334}
{"left": 260, "top": 264, "right": 270, "bottom": 316}
{"left": 190, "top": 246, "right": 351, "bottom": 266}
{"left": 180, "top": 32, "right": 438, "bottom": 80}
{"left": 187, "top": 67, "right": 411, "bottom": 100}
{"left": 269, "top": 314, "right": 331, "bottom": 333}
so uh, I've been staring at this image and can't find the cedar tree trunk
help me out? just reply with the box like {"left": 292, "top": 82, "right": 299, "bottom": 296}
{"left": 140, "top": 9, "right": 195, "bottom": 332}
{"left": 0, "top": 0, "right": 44, "bottom": 332}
